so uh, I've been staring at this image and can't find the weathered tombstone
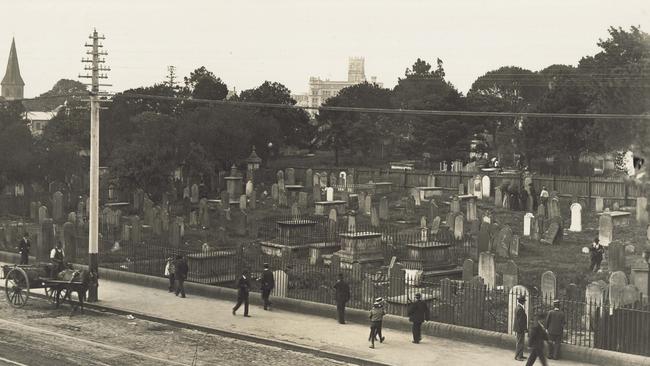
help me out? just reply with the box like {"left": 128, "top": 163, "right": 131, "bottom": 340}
{"left": 347, "top": 214, "right": 356, "bottom": 232}
{"left": 510, "top": 235, "right": 520, "bottom": 257}
{"left": 38, "top": 205, "right": 48, "bottom": 223}
{"left": 313, "top": 172, "right": 321, "bottom": 188}
{"left": 462, "top": 259, "right": 474, "bottom": 281}
{"left": 329, "top": 172, "right": 337, "bottom": 187}
{"left": 278, "top": 189, "right": 288, "bottom": 208}
{"left": 419, "top": 216, "right": 428, "bottom": 241}
{"left": 305, "top": 169, "right": 313, "bottom": 188}
{"left": 595, "top": 196, "right": 604, "bottom": 212}
{"left": 379, "top": 196, "right": 389, "bottom": 221}
{"left": 609, "top": 271, "right": 628, "bottom": 308}
{"left": 326, "top": 187, "right": 334, "bottom": 202}
{"left": 478, "top": 223, "right": 491, "bottom": 253}
{"left": 285, "top": 168, "right": 295, "bottom": 185}
{"left": 298, "top": 192, "right": 308, "bottom": 209}
{"left": 328, "top": 208, "right": 337, "bottom": 223}
{"left": 170, "top": 217, "right": 184, "bottom": 247}
{"left": 608, "top": 242, "right": 626, "bottom": 272}
{"left": 523, "top": 213, "right": 534, "bottom": 237}
{"left": 481, "top": 175, "right": 490, "bottom": 199}
{"left": 271, "top": 184, "right": 279, "bottom": 202}
{"left": 466, "top": 196, "right": 478, "bottom": 222}
{"left": 62, "top": 221, "right": 77, "bottom": 260}
{"left": 450, "top": 196, "right": 460, "bottom": 214}
{"left": 291, "top": 202, "right": 300, "bottom": 218}
{"left": 271, "top": 270, "right": 288, "bottom": 298}
{"left": 190, "top": 184, "right": 199, "bottom": 204}
{"left": 541, "top": 271, "right": 557, "bottom": 302}
{"left": 406, "top": 196, "right": 416, "bottom": 218}
{"left": 454, "top": 214, "right": 464, "bottom": 240}
{"left": 622, "top": 285, "right": 640, "bottom": 306}
{"left": 541, "top": 220, "right": 561, "bottom": 245}
{"left": 364, "top": 195, "right": 373, "bottom": 216}
{"left": 430, "top": 216, "right": 441, "bottom": 234}
{"left": 411, "top": 188, "right": 421, "bottom": 207}
{"left": 347, "top": 194, "right": 359, "bottom": 211}
{"left": 358, "top": 192, "right": 367, "bottom": 212}
{"left": 478, "top": 252, "right": 496, "bottom": 289}
{"left": 250, "top": 190, "right": 257, "bottom": 209}
{"left": 495, "top": 225, "right": 513, "bottom": 258}
{"left": 636, "top": 196, "right": 648, "bottom": 224}
{"left": 566, "top": 283, "right": 579, "bottom": 301}
{"left": 134, "top": 188, "right": 145, "bottom": 211}
{"left": 502, "top": 260, "right": 519, "bottom": 290}
{"left": 245, "top": 180, "right": 254, "bottom": 197}
{"left": 598, "top": 212, "right": 613, "bottom": 246}
{"left": 312, "top": 185, "right": 322, "bottom": 202}
{"left": 198, "top": 199, "right": 209, "bottom": 228}
{"left": 531, "top": 217, "right": 540, "bottom": 241}
{"left": 130, "top": 215, "right": 142, "bottom": 243}
{"left": 495, "top": 187, "right": 503, "bottom": 208}
{"left": 52, "top": 191, "right": 64, "bottom": 222}
{"left": 549, "top": 197, "right": 560, "bottom": 219}
{"left": 508, "top": 285, "right": 531, "bottom": 334}
{"left": 584, "top": 283, "right": 604, "bottom": 328}
{"left": 458, "top": 183, "right": 464, "bottom": 195}
{"left": 238, "top": 194, "right": 247, "bottom": 210}
{"left": 569, "top": 203, "right": 582, "bottom": 232}
{"left": 472, "top": 175, "right": 482, "bottom": 199}
{"left": 388, "top": 261, "right": 406, "bottom": 297}
{"left": 371, "top": 206, "right": 380, "bottom": 227}
{"left": 67, "top": 212, "right": 77, "bottom": 224}
{"left": 612, "top": 201, "right": 620, "bottom": 211}
{"left": 276, "top": 170, "right": 285, "bottom": 191}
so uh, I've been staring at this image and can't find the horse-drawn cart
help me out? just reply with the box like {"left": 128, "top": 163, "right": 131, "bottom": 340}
{"left": 2, "top": 263, "right": 89, "bottom": 310}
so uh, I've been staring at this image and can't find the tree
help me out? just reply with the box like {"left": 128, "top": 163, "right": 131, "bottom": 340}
{"left": 239, "top": 81, "right": 313, "bottom": 151}
{"left": 317, "top": 82, "right": 394, "bottom": 165}
{"left": 183, "top": 66, "right": 229, "bottom": 100}
{"left": 0, "top": 100, "right": 35, "bottom": 188}
{"left": 23, "top": 79, "right": 88, "bottom": 111}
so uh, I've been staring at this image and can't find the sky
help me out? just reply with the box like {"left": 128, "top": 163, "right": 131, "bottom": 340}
{"left": 1, "top": 0, "right": 649, "bottom": 99}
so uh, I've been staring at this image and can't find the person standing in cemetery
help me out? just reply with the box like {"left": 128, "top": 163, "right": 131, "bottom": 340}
{"left": 589, "top": 238, "right": 605, "bottom": 272}
{"left": 260, "top": 263, "right": 275, "bottom": 310}
{"left": 514, "top": 295, "right": 528, "bottom": 361}
{"left": 545, "top": 299, "right": 566, "bottom": 360}
{"left": 539, "top": 186, "right": 549, "bottom": 213}
{"left": 407, "top": 293, "right": 430, "bottom": 344}
{"left": 49, "top": 241, "right": 65, "bottom": 275}
{"left": 164, "top": 256, "right": 176, "bottom": 293}
{"left": 18, "top": 232, "right": 30, "bottom": 265}
{"left": 333, "top": 273, "right": 350, "bottom": 324}
{"left": 526, "top": 313, "right": 549, "bottom": 366}
{"left": 174, "top": 255, "right": 188, "bottom": 298}
{"left": 233, "top": 269, "right": 251, "bottom": 317}
{"left": 368, "top": 298, "right": 386, "bottom": 349}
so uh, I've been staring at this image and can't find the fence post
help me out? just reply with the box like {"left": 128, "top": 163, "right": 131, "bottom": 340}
{"left": 624, "top": 183, "right": 628, "bottom": 207}
{"left": 587, "top": 176, "right": 592, "bottom": 210}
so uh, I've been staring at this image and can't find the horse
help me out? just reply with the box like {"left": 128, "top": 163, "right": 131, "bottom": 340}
{"left": 54, "top": 269, "right": 91, "bottom": 313}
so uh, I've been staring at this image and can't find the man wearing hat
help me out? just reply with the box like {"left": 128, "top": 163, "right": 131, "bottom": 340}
{"left": 407, "top": 293, "right": 430, "bottom": 344}
{"left": 526, "top": 312, "right": 549, "bottom": 366}
{"left": 589, "top": 238, "right": 604, "bottom": 272}
{"left": 260, "top": 263, "right": 275, "bottom": 310}
{"left": 545, "top": 299, "right": 566, "bottom": 360}
{"left": 514, "top": 294, "right": 528, "bottom": 361}
{"left": 333, "top": 273, "right": 350, "bottom": 324}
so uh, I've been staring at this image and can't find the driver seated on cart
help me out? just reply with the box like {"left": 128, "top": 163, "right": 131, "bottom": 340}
{"left": 50, "top": 241, "right": 66, "bottom": 276}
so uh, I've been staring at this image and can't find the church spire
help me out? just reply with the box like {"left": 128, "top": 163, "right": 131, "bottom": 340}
{"left": 1, "top": 38, "right": 25, "bottom": 100}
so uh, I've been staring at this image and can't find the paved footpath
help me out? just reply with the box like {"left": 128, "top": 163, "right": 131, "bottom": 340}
{"left": 16, "top": 278, "right": 595, "bottom": 366}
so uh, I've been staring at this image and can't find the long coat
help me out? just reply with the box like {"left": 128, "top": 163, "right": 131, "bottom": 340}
{"left": 333, "top": 280, "right": 350, "bottom": 304}
{"left": 545, "top": 309, "right": 566, "bottom": 336}
{"left": 260, "top": 269, "right": 275, "bottom": 291}
{"left": 407, "top": 300, "right": 430, "bottom": 323}
{"left": 514, "top": 304, "right": 528, "bottom": 333}
{"left": 528, "top": 321, "right": 549, "bottom": 349}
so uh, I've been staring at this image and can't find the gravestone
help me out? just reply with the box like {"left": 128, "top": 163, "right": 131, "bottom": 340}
{"left": 428, "top": 200, "right": 439, "bottom": 223}
{"left": 454, "top": 214, "right": 464, "bottom": 240}
{"left": 478, "top": 252, "right": 496, "bottom": 289}
{"left": 271, "top": 270, "right": 288, "bottom": 298}
{"left": 271, "top": 184, "right": 279, "bottom": 202}
{"left": 348, "top": 194, "right": 359, "bottom": 211}
{"left": 566, "top": 283, "right": 579, "bottom": 301}
{"left": 450, "top": 196, "right": 460, "bottom": 214}
{"left": 510, "top": 235, "right": 520, "bottom": 257}
{"left": 134, "top": 188, "right": 145, "bottom": 211}
{"left": 329, "top": 172, "right": 337, "bottom": 187}
{"left": 481, "top": 175, "right": 490, "bottom": 199}
{"left": 371, "top": 206, "right": 380, "bottom": 227}
{"left": 508, "top": 285, "right": 531, "bottom": 334}
{"left": 636, "top": 196, "right": 648, "bottom": 224}
{"left": 37, "top": 219, "right": 55, "bottom": 262}
{"left": 502, "top": 260, "right": 519, "bottom": 290}
{"left": 347, "top": 214, "right": 356, "bottom": 232}
{"left": 478, "top": 223, "right": 491, "bottom": 253}
{"left": 199, "top": 199, "right": 210, "bottom": 228}
{"left": 38, "top": 205, "right": 48, "bottom": 224}
{"left": 420, "top": 216, "right": 428, "bottom": 241}
{"left": 130, "top": 216, "right": 142, "bottom": 243}
{"left": 52, "top": 191, "right": 64, "bottom": 222}
{"left": 143, "top": 196, "right": 154, "bottom": 226}
{"left": 549, "top": 197, "right": 560, "bottom": 219}
{"left": 191, "top": 184, "right": 199, "bottom": 204}
{"left": 495, "top": 187, "right": 503, "bottom": 208}
{"left": 326, "top": 187, "right": 334, "bottom": 202}
{"left": 598, "top": 213, "right": 613, "bottom": 246}
{"left": 472, "top": 175, "right": 482, "bottom": 199}
{"left": 358, "top": 192, "right": 367, "bottom": 213}
{"left": 379, "top": 196, "right": 389, "bottom": 221}
{"left": 278, "top": 189, "right": 288, "bottom": 208}
{"left": 462, "top": 259, "right": 474, "bottom": 281}
{"left": 430, "top": 216, "right": 441, "bottom": 234}
{"left": 622, "top": 285, "right": 640, "bottom": 306}
{"left": 406, "top": 196, "right": 416, "bottom": 217}
{"left": 285, "top": 168, "right": 295, "bottom": 185}
{"left": 62, "top": 221, "right": 77, "bottom": 260}
{"left": 585, "top": 283, "right": 604, "bottom": 328}
{"left": 458, "top": 183, "right": 464, "bottom": 195}
{"left": 298, "top": 192, "right": 308, "bottom": 209}
{"left": 541, "top": 271, "right": 557, "bottom": 302}
{"left": 245, "top": 180, "right": 254, "bottom": 197}
{"left": 609, "top": 271, "right": 628, "bottom": 308}
{"left": 305, "top": 169, "right": 313, "bottom": 188}
{"left": 608, "top": 242, "right": 626, "bottom": 272}
{"left": 523, "top": 213, "right": 534, "bottom": 237}
{"left": 466, "top": 196, "right": 478, "bottom": 222}
{"left": 365, "top": 195, "right": 373, "bottom": 215}
{"left": 339, "top": 171, "right": 347, "bottom": 187}
{"left": 495, "top": 225, "right": 513, "bottom": 258}
{"left": 277, "top": 170, "right": 285, "bottom": 191}
{"left": 313, "top": 173, "right": 320, "bottom": 188}
{"left": 531, "top": 217, "right": 540, "bottom": 241}
{"left": 411, "top": 188, "right": 421, "bottom": 207}
{"left": 313, "top": 185, "right": 322, "bottom": 202}
{"left": 541, "top": 220, "right": 561, "bottom": 245}
{"left": 240, "top": 195, "right": 248, "bottom": 210}
{"left": 595, "top": 197, "right": 604, "bottom": 212}
{"left": 569, "top": 203, "right": 582, "bottom": 232}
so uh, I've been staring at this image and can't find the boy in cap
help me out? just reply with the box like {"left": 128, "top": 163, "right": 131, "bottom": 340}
{"left": 368, "top": 297, "right": 386, "bottom": 348}
{"left": 514, "top": 294, "right": 528, "bottom": 361}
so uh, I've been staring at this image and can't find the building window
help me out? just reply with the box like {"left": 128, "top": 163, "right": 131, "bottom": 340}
{"left": 322, "top": 90, "right": 331, "bottom": 98}
{"left": 311, "top": 97, "right": 319, "bottom": 106}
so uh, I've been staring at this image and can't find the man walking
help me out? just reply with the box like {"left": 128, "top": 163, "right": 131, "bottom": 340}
{"left": 514, "top": 294, "right": 528, "bottom": 361}
{"left": 50, "top": 241, "right": 65, "bottom": 275}
{"left": 333, "top": 273, "right": 350, "bottom": 324}
{"left": 545, "top": 299, "right": 566, "bottom": 360}
{"left": 18, "top": 232, "right": 30, "bottom": 265}
{"left": 589, "top": 238, "right": 605, "bottom": 272}
{"left": 260, "top": 263, "right": 275, "bottom": 310}
{"left": 164, "top": 256, "right": 176, "bottom": 293}
{"left": 174, "top": 255, "right": 188, "bottom": 298}
{"left": 526, "top": 313, "right": 549, "bottom": 366}
{"left": 407, "top": 293, "right": 430, "bottom": 344}
{"left": 233, "top": 269, "right": 251, "bottom": 317}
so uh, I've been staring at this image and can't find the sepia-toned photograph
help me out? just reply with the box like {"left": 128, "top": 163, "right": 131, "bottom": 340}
{"left": 0, "top": 1, "right": 649, "bottom": 365}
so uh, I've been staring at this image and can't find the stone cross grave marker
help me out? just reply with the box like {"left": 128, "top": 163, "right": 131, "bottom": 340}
{"left": 569, "top": 203, "right": 582, "bottom": 232}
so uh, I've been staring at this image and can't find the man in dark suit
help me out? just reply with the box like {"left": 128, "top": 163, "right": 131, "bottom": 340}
{"left": 407, "top": 293, "right": 430, "bottom": 343}
{"left": 18, "top": 233, "right": 30, "bottom": 265}
{"left": 526, "top": 313, "right": 549, "bottom": 366}
{"left": 514, "top": 294, "right": 528, "bottom": 361}
{"left": 333, "top": 273, "right": 350, "bottom": 324}
{"left": 545, "top": 299, "right": 566, "bottom": 359}
{"left": 260, "top": 263, "right": 275, "bottom": 310}
{"left": 233, "top": 269, "right": 251, "bottom": 317}
{"left": 174, "top": 255, "right": 188, "bottom": 298}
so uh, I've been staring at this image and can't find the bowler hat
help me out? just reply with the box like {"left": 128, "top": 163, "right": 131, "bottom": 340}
{"left": 415, "top": 293, "right": 422, "bottom": 299}
{"left": 517, "top": 295, "right": 526, "bottom": 302}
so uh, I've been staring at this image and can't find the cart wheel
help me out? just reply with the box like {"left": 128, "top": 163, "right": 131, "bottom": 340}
{"left": 45, "top": 286, "right": 61, "bottom": 304}
{"left": 5, "top": 267, "right": 29, "bottom": 308}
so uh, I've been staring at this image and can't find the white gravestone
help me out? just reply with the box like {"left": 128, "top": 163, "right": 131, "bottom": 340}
{"left": 523, "top": 213, "right": 534, "bottom": 237}
{"left": 569, "top": 203, "right": 582, "bottom": 232}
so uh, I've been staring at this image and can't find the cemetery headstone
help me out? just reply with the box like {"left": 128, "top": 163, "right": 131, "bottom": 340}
{"left": 478, "top": 223, "right": 491, "bottom": 253}
{"left": 240, "top": 195, "right": 247, "bottom": 210}
{"left": 52, "top": 191, "right": 64, "bottom": 222}
{"left": 549, "top": 197, "right": 560, "bottom": 219}
{"left": 495, "top": 187, "right": 503, "bottom": 208}
{"left": 379, "top": 196, "right": 389, "bottom": 221}
{"left": 609, "top": 271, "right": 628, "bottom": 308}
{"left": 598, "top": 212, "right": 613, "bottom": 246}
{"left": 635, "top": 196, "right": 648, "bottom": 224}
{"left": 271, "top": 184, "right": 279, "bottom": 202}
{"left": 305, "top": 169, "right": 313, "bottom": 188}
{"left": 285, "top": 168, "right": 295, "bottom": 185}
{"left": 510, "top": 235, "right": 520, "bottom": 257}
{"left": 569, "top": 203, "right": 582, "bottom": 232}
{"left": 428, "top": 200, "right": 439, "bottom": 223}
{"left": 298, "top": 192, "right": 308, "bottom": 209}
{"left": 450, "top": 196, "right": 460, "bottom": 214}
{"left": 595, "top": 197, "right": 604, "bottom": 212}
{"left": 326, "top": 187, "right": 334, "bottom": 202}
{"left": 541, "top": 220, "right": 561, "bottom": 245}
{"left": 608, "top": 242, "right": 626, "bottom": 272}
{"left": 478, "top": 252, "right": 496, "bottom": 289}
{"left": 365, "top": 195, "right": 373, "bottom": 215}
{"left": 495, "top": 225, "right": 513, "bottom": 258}
{"left": 541, "top": 271, "right": 557, "bottom": 302}
{"left": 462, "top": 259, "right": 474, "bottom": 281}
{"left": 481, "top": 175, "right": 490, "bottom": 199}
{"left": 454, "top": 214, "right": 464, "bottom": 240}
{"left": 430, "top": 216, "right": 441, "bottom": 234}
{"left": 472, "top": 175, "right": 482, "bottom": 199}
{"left": 371, "top": 206, "right": 380, "bottom": 227}
{"left": 191, "top": 184, "right": 199, "bottom": 204}
{"left": 38, "top": 205, "right": 48, "bottom": 224}
{"left": 427, "top": 173, "right": 435, "bottom": 187}
{"left": 245, "top": 180, "right": 254, "bottom": 197}
{"left": 458, "top": 183, "right": 464, "bottom": 195}
{"left": 347, "top": 215, "right": 356, "bottom": 232}
{"left": 502, "top": 260, "right": 519, "bottom": 290}
{"left": 523, "top": 213, "right": 534, "bottom": 237}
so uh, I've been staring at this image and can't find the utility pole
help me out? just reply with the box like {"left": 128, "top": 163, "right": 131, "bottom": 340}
{"left": 165, "top": 65, "right": 178, "bottom": 89}
{"left": 79, "top": 29, "right": 110, "bottom": 302}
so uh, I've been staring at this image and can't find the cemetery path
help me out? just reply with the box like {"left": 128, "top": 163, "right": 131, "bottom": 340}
{"left": 52, "top": 277, "right": 599, "bottom": 366}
